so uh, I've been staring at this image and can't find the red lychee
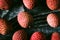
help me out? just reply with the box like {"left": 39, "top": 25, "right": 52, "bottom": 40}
{"left": 30, "top": 32, "right": 46, "bottom": 40}
{"left": 51, "top": 32, "right": 60, "bottom": 40}
{"left": 46, "top": 0, "right": 60, "bottom": 10}
{"left": 0, "top": 18, "right": 12, "bottom": 35}
{"left": 12, "top": 30, "right": 27, "bottom": 40}
{"left": 47, "top": 13, "right": 59, "bottom": 28}
{"left": 23, "top": 0, "right": 35, "bottom": 9}
{"left": 0, "top": 0, "right": 12, "bottom": 10}
{"left": 17, "top": 11, "right": 33, "bottom": 28}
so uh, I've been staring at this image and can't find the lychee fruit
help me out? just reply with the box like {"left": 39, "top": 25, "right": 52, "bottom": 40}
{"left": 30, "top": 32, "right": 46, "bottom": 40}
{"left": 0, "top": 0, "right": 13, "bottom": 10}
{"left": 23, "top": 0, "right": 35, "bottom": 9}
{"left": 46, "top": 0, "right": 60, "bottom": 10}
{"left": 12, "top": 30, "right": 27, "bottom": 40}
{"left": 51, "top": 32, "right": 60, "bottom": 40}
{"left": 47, "top": 13, "right": 59, "bottom": 28}
{"left": 17, "top": 11, "right": 33, "bottom": 28}
{"left": 0, "top": 18, "right": 12, "bottom": 35}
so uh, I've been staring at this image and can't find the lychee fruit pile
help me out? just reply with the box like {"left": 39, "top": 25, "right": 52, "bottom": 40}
{"left": 0, "top": 0, "right": 60, "bottom": 40}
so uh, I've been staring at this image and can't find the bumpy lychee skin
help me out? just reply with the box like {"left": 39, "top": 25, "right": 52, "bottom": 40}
{"left": 30, "top": 32, "right": 46, "bottom": 40}
{"left": 46, "top": 0, "right": 60, "bottom": 10}
{"left": 47, "top": 13, "right": 59, "bottom": 28}
{"left": 17, "top": 11, "right": 33, "bottom": 28}
{"left": 0, "top": 0, "right": 12, "bottom": 10}
{"left": 0, "top": 18, "right": 12, "bottom": 35}
{"left": 12, "top": 30, "right": 27, "bottom": 40}
{"left": 51, "top": 32, "right": 60, "bottom": 40}
{"left": 23, "top": 0, "right": 35, "bottom": 9}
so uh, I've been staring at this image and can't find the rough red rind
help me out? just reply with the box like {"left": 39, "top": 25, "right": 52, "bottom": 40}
{"left": 12, "top": 30, "right": 27, "bottom": 40}
{"left": 17, "top": 12, "right": 33, "bottom": 28}
{"left": 30, "top": 32, "right": 46, "bottom": 40}
{"left": 47, "top": 13, "right": 59, "bottom": 28}
{"left": 23, "top": 0, "right": 35, "bottom": 9}
{"left": 46, "top": 0, "right": 60, "bottom": 10}
{"left": 51, "top": 32, "right": 60, "bottom": 40}
{"left": 0, "top": 0, "right": 12, "bottom": 10}
{"left": 0, "top": 18, "right": 12, "bottom": 35}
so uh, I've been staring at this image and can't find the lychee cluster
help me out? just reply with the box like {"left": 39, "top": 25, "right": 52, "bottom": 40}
{"left": 0, "top": 0, "right": 60, "bottom": 10}
{"left": 12, "top": 30, "right": 60, "bottom": 40}
{"left": 12, "top": 30, "right": 46, "bottom": 40}
{"left": 0, "top": 0, "right": 60, "bottom": 40}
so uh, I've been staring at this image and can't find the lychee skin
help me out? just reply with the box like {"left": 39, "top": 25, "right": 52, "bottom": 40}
{"left": 12, "top": 30, "right": 27, "bottom": 40}
{"left": 0, "top": 0, "right": 12, "bottom": 10}
{"left": 17, "top": 12, "right": 33, "bottom": 28}
{"left": 23, "top": 0, "right": 35, "bottom": 9}
{"left": 51, "top": 32, "right": 60, "bottom": 40}
{"left": 0, "top": 18, "right": 12, "bottom": 35}
{"left": 47, "top": 13, "right": 59, "bottom": 28}
{"left": 46, "top": 0, "right": 60, "bottom": 10}
{"left": 30, "top": 32, "right": 46, "bottom": 40}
